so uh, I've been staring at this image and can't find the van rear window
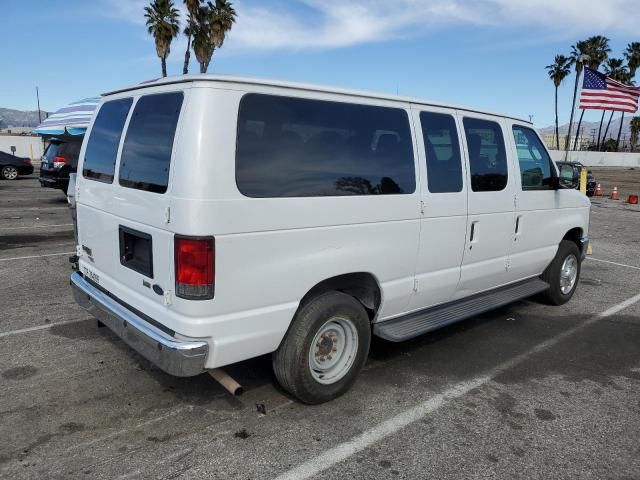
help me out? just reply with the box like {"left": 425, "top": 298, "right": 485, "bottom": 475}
{"left": 83, "top": 98, "right": 132, "bottom": 182}
{"left": 119, "top": 92, "right": 183, "bottom": 194}
{"left": 236, "top": 94, "right": 415, "bottom": 197}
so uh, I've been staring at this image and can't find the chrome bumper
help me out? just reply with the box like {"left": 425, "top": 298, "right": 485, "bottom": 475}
{"left": 70, "top": 272, "right": 208, "bottom": 377}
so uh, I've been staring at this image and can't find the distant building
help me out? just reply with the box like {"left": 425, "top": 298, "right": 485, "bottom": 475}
{"left": 540, "top": 133, "right": 590, "bottom": 151}
{"left": 0, "top": 126, "right": 34, "bottom": 135}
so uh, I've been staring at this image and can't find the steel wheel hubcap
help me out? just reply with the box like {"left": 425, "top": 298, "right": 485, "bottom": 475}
{"left": 559, "top": 254, "right": 578, "bottom": 295}
{"left": 309, "top": 317, "right": 358, "bottom": 385}
{"left": 4, "top": 167, "right": 18, "bottom": 179}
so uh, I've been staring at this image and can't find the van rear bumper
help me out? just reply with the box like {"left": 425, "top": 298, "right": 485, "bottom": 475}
{"left": 70, "top": 272, "right": 208, "bottom": 377}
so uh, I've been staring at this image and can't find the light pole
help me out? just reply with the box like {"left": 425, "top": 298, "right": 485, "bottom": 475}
{"left": 36, "top": 86, "right": 42, "bottom": 124}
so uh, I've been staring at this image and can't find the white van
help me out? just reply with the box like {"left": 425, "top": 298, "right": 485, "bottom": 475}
{"left": 71, "top": 75, "right": 590, "bottom": 404}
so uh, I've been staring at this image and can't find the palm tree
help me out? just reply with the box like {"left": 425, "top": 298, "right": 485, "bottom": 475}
{"left": 601, "top": 58, "right": 629, "bottom": 150}
{"left": 630, "top": 116, "right": 640, "bottom": 152}
{"left": 144, "top": 0, "right": 181, "bottom": 77}
{"left": 210, "top": 0, "right": 236, "bottom": 52}
{"left": 182, "top": 0, "right": 201, "bottom": 74}
{"left": 584, "top": 36, "right": 611, "bottom": 70}
{"left": 615, "top": 65, "right": 636, "bottom": 151}
{"left": 572, "top": 36, "right": 610, "bottom": 150}
{"left": 192, "top": 0, "right": 236, "bottom": 73}
{"left": 546, "top": 55, "right": 572, "bottom": 149}
{"left": 624, "top": 42, "right": 640, "bottom": 78}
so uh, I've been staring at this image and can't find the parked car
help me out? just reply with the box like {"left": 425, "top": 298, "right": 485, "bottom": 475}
{"left": 555, "top": 161, "right": 597, "bottom": 196}
{"left": 39, "top": 138, "right": 82, "bottom": 193}
{"left": 71, "top": 76, "right": 591, "bottom": 404}
{"left": 0, "top": 151, "right": 34, "bottom": 180}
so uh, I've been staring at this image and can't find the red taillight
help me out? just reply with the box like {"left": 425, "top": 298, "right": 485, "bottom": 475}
{"left": 53, "top": 156, "right": 68, "bottom": 168}
{"left": 174, "top": 236, "right": 214, "bottom": 300}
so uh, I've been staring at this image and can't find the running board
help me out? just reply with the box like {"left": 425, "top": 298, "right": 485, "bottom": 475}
{"left": 374, "top": 278, "right": 549, "bottom": 342}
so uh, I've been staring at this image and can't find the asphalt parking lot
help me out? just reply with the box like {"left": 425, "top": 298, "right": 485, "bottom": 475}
{"left": 1, "top": 170, "right": 639, "bottom": 480}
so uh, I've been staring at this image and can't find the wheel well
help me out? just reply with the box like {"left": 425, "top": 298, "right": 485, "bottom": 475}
{"left": 300, "top": 273, "right": 382, "bottom": 321}
{"left": 563, "top": 228, "right": 583, "bottom": 250}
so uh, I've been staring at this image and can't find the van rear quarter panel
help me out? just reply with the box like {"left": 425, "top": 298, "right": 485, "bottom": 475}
{"left": 168, "top": 85, "right": 422, "bottom": 367}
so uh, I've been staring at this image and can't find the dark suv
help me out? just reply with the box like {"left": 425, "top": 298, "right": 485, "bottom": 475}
{"left": 39, "top": 139, "right": 82, "bottom": 193}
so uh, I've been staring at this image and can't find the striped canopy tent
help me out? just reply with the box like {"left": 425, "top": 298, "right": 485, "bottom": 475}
{"left": 33, "top": 97, "right": 100, "bottom": 137}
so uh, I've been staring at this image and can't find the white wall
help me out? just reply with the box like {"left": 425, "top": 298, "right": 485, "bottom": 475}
{"left": 0, "top": 135, "right": 45, "bottom": 161}
{"left": 550, "top": 150, "right": 640, "bottom": 168}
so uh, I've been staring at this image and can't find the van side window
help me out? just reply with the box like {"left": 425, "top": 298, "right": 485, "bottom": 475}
{"left": 420, "top": 112, "right": 463, "bottom": 193}
{"left": 463, "top": 118, "right": 508, "bottom": 192}
{"left": 512, "top": 125, "right": 556, "bottom": 190}
{"left": 236, "top": 94, "right": 416, "bottom": 197}
{"left": 83, "top": 98, "right": 132, "bottom": 183}
{"left": 119, "top": 92, "right": 184, "bottom": 194}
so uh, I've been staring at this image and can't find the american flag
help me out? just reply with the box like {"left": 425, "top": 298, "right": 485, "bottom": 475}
{"left": 579, "top": 67, "right": 640, "bottom": 113}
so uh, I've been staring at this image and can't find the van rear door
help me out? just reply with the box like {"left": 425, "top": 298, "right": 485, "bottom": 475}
{"left": 76, "top": 90, "right": 185, "bottom": 313}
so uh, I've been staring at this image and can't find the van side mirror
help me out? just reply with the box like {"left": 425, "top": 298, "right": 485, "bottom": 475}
{"left": 548, "top": 176, "right": 560, "bottom": 190}
{"left": 557, "top": 164, "right": 577, "bottom": 189}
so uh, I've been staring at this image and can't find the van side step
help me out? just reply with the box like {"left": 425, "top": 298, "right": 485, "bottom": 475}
{"left": 373, "top": 278, "right": 549, "bottom": 342}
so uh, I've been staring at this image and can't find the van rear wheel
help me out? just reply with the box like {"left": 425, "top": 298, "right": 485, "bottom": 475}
{"left": 539, "top": 240, "right": 581, "bottom": 305}
{"left": 272, "top": 291, "right": 371, "bottom": 404}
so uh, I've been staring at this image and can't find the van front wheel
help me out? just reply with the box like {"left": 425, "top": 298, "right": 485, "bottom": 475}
{"left": 273, "top": 291, "right": 371, "bottom": 404}
{"left": 539, "top": 240, "right": 581, "bottom": 305}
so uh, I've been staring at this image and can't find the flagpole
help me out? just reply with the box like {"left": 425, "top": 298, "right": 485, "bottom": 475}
{"left": 565, "top": 55, "right": 589, "bottom": 161}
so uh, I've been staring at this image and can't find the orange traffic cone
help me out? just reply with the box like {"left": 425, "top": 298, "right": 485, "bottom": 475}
{"left": 610, "top": 186, "right": 619, "bottom": 200}
{"left": 595, "top": 183, "right": 602, "bottom": 196}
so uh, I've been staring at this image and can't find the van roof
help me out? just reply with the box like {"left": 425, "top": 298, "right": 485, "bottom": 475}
{"left": 104, "top": 74, "right": 531, "bottom": 124}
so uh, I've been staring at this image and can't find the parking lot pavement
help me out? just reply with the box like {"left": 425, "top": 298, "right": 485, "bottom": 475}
{"left": 589, "top": 167, "right": 640, "bottom": 199}
{"left": 1, "top": 174, "right": 639, "bottom": 480}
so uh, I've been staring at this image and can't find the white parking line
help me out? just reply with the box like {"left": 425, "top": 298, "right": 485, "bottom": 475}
{"left": 1, "top": 223, "right": 72, "bottom": 230}
{"left": 0, "top": 251, "right": 74, "bottom": 262}
{"left": 274, "top": 292, "right": 640, "bottom": 480}
{"left": 587, "top": 257, "right": 640, "bottom": 271}
{"left": 0, "top": 318, "right": 87, "bottom": 339}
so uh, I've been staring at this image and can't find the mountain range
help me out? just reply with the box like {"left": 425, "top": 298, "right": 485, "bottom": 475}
{"left": 538, "top": 114, "right": 633, "bottom": 142}
{"left": 0, "top": 108, "right": 49, "bottom": 130}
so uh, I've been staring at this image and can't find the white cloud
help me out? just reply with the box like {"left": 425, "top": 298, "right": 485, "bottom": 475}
{"left": 226, "top": 0, "right": 638, "bottom": 51}
{"left": 101, "top": 0, "right": 638, "bottom": 52}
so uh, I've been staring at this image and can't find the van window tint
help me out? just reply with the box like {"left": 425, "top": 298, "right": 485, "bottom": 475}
{"left": 463, "top": 118, "right": 508, "bottom": 192}
{"left": 512, "top": 125, "right": 555, "bottom": 190}
{"left": 236, "top": 94, "right": 416, "bottom": 197}
{"left": 119, "top": 92, "right": 183, "bottom": 194}
{"left": 83, "top": 98, "right": 132, "bottom": 182}
{"left": 420, "top": 112, "right": 462, "bottom": 193}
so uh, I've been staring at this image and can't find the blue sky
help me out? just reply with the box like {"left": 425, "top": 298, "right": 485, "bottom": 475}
{"left": 3, "top": 0, "right": 637, "bottom": 128}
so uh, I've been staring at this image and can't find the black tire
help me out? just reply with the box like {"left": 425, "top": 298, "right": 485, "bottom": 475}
{"left": 272, "top": 291, "right": 371, "bottom": 404}
{"left": 1, "top": 165, "right": 19, "bottom": 180}
{"left": 539, "top": 240, "right": 581, "bottom": 305}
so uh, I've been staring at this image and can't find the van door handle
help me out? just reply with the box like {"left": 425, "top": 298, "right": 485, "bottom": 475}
{"left": 470, "top": 221, "right": 478, "bottom": 242}
{"left": 515, "top": 215, "right": 523, "bottom": 235}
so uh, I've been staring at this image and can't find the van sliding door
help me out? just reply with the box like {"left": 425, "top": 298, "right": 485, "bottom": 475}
{"left": 455, "top": 114, "right": 517, "bottom": 299}
{"left": 406, "top": 107, "right": 468, "bottom": 312}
